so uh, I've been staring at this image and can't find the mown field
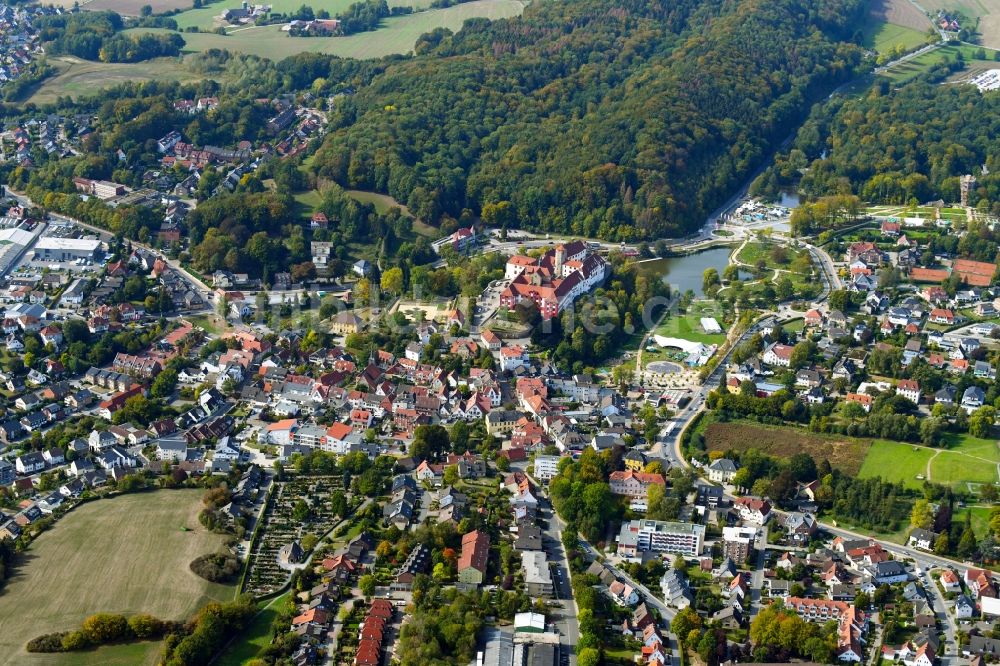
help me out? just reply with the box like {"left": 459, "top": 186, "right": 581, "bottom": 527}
{"left": 24, "top": 56, "right": 209, "bottom": 106}
{"left": 653, "top": 301, "right": 727, "bottom": 345}
{"left": 882, "top": 43, "right": 999, "bottom": 84}
{"left": 859, "top": 433, "right": 999, "bottom": 490}
{"left": 863, "top": 20, "right": 931, "bottom": 54}
{"left": 127, "top": 0, "right": 525, "bottom": 59}
{"left": 703, "top": 421, "right": 872, "bottom": 475}
{"left": 0, "top": 490, "right": 236, "bottom": 666}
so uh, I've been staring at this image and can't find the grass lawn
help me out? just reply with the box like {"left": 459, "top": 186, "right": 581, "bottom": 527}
{"left": 346, "top": 190, "right": 415, "bottom": 219}
{"left": 859, "top": 440, "right": 936, "bottom": 489}
{"left": 293, "top": 189, "right": 323, "bottom": 213}
{"left": 189, "top": 313, "right": 230, "bottom": 335}
{"left": 966, "top": 505, "right": 993, "bottom": 540}
{"left": 216, "top": 591, "right": 292, "bottom": 666}
{"left": 24, "top": 56, "right": 210, "bottom": 105}
{"left": 882, "top": 44, "right": 999, "bottom": 85}
{"left": 859, "top": 434, "right": 1000, "bottom": 491}
{"left": 17, "top": 641, "right": 165, "bottom": 666}
{"left": 941, "top": 432, "right": 1000, "bottom": 461}
{"left": 932, "top": 453, "right": 999, "bottom": 487}
{"left": 783, "top": 318, "right": 805, "bottom": 333}
{"left": 0, "top": 490, "right": 237, "bottom": 666}
{"left": 653, "top": 301, "right": 727, "bottom": 345}
{"left": 128, "top": 0, "right": 526, "bottom": 59}
{"left": 862, "top": 20, "right": 930, "bottom": 54}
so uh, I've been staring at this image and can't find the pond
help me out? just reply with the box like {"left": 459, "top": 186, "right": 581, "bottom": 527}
{"left": 778, "top": 189, "right": 801, "bottom": 208}
{"left": 636, "top": 246, "right": 735, "bottom": 296}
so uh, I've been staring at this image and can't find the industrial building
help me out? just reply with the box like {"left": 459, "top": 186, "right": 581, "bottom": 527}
{"left": 33, "top": 237, "right": 102, "bottom": 262}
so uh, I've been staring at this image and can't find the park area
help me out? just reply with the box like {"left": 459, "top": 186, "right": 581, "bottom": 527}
{"left": 0, "top": 490, "right": 236, "bottom": 666}
{"left": 859, "top": 433, "right": 1000, "bottom": 490}
{"left": 126, "top": 0, "right": 525, "bottom": 60}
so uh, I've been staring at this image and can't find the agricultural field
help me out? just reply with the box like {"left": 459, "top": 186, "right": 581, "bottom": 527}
{"left": 23, "top": 56, "right": 209, "bottom": 106}
{"left": 127, "top": 0, "right": 525, "bottom": 59}
{"left": 863, "top": 20, "right": 932, "bottom": 54}
{"left": 171, "top": 0, "right": 433, "bottom": 31}
{"left": 869, "top": 0, "right": 935, "bottom": 32}
{"left": 0, "top": 490, "right": 236, "bottom": 666}
{"left": 46, "top": 0, "right": 193, "bottom": 14}
{"left": 702, "top": 421, "right": 872, "bottom": 475}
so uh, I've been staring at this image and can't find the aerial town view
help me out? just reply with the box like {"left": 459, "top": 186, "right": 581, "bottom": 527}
{"left": 8, "top": 0, "right": 1000, "bottom": 665}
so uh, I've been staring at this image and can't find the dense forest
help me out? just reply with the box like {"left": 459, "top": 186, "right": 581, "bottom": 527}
{"left": 35, "top": 12, "right": 184, "bottom": 63}
{"left": 310, "top": 0, "right": 867, "bottom": 240}
{"left": 755, "top": 78, "right": 1000, "bottom": 218}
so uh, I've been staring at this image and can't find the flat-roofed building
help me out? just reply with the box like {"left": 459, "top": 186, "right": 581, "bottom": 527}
{"left": 533, "top": 455, "right": 561, "bottom": 482}
{"left": 617, "top": 519, "right": 705, "bottom": 559}
{"left": 522, "top": 550, "right": 553, "bottom": 597}
{"left": 34, "top": 237, "right": 102, "bottom": 262}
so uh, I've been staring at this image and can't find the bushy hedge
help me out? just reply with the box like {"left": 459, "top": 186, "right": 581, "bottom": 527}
{"left": 25, "top": 632, "right": 68, "bottom": 653}
{"left": 26, "top": 613, "right": 170, "bottom": 652}
{"left": 162, "top": 595, "right": 257, "bottom": 666}
{"left": 190, "top": 552, "right": 240, "bottom": 583}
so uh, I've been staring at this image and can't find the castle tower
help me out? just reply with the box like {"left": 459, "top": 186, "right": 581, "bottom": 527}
{"left": 554, "top": 245, "right": 565, "bottom": 276}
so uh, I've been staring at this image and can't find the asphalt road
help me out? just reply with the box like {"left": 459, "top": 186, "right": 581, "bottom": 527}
{"left": 539, "top": 495, "right": 580, "bottom": 666}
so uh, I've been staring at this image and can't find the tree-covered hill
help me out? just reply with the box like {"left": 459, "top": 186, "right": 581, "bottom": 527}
{"left": 311, "top": 0, "right": 867, "bottom": 240}
{"left": 756, "top": 79, "right": 1000, "bottom": 218}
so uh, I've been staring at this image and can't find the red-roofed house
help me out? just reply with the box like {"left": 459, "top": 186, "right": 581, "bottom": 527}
{"left": 457, "top": 530, "right": 490, "bottom": 587}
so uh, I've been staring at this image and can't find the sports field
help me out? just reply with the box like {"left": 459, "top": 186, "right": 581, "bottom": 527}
{"left": 0, "top": 490, "right": 237, "bottom": 666}
{"left": 128, "top": 1, "right": 524, "bottom": 59}
{"left": 24, "top": 56, "right": 209, "bottom": 105}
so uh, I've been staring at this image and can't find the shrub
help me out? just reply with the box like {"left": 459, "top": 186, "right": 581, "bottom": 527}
{"left": 61, "top": 630, "right": 91, "bottom": 651}
{"left": 128, "top": 613, "right": 165, "bottom": 639}
{"left": 190, "top": 552, "right": 240, "bottom": 583}
{"left": 26, "top": 632, "right": 68, "bottom": 653}
{"left": 82, "top": 613, "right": 130, "bottom": 644}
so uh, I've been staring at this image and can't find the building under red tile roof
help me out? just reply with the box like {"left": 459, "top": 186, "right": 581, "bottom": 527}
{"left": 458, "top": 529, "right": 490, "bottom": 574}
